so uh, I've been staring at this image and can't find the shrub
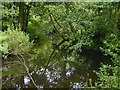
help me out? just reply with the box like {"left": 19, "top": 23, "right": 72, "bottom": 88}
{"left": 97, "top": 33, "right": 120, "bottom": 88}
{"left": 0, "top": 28, "right": 32, "bottom": 58}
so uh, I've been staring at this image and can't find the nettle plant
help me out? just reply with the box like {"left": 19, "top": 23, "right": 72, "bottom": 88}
{"left": 97, "top": 33, "right": 120, "bottom": 88}
{"left": 0, "top": 27, "right": 32, "bottom": 58}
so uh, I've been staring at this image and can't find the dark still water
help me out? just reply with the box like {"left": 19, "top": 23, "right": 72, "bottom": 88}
{"left": 2, "top": 49, "right": 112, "bottom": 89}
{"left": 2, "top": 66, "right": 98, "bottom": 89}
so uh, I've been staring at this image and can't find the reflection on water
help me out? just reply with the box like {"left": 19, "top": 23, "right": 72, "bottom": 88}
{"left": 20, "top": 66, "right": 96, "bottom": 89}
{"left": 2, "top": 65, "right": 98, "bottom": 89}
{"left": 3, "top": 53, "right": 104, "bottom": 89}
{"left": 71, "top": 83, "right": 81, "bottom": 89}
{"left": 24, "top": 75, "right": 30, "bottom": 86}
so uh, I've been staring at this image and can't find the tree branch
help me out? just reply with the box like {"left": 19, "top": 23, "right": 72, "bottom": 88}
{"left": 64, "top": 3, "right": 76, "bottom": 33}
{"left": 48, "top": 9, "right": 66, "bottom": 40}
{"left": 45, "top": 39, "right": 68, "bottom": 69}
{"left": 17, "top": 54, "right": 38, "bottom": 89}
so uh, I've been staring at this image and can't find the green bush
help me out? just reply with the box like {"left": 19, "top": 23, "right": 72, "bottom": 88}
{"left": 0, "top": 31, "right": 8, "bottom": 55}
{"left": 97, "top": 33, "right": 120, "bottom": 88}
{"left": 0, "top": 28, "right": 32, "bottom": 58}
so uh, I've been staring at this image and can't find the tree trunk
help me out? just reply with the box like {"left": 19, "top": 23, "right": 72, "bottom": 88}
{"left": 18, "top": 2, "right": 31, "bottom": 32}
{"left": 18, "top": 2, "right": 25, "bottom": 31}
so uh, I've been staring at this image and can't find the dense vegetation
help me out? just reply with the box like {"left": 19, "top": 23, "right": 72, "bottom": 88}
{"left": 0, "top": 2, "right": 120, "bottom": 89}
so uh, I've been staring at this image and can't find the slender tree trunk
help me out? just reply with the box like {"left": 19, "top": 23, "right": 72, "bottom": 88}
{"left": 18, "top": 2, "right": 31, "bottom": 32}
{"left": 18, "top": 2, "right": 25, "bottom": 31}
{"left": 24, "top": 3, "right": 31, "bottom": 32}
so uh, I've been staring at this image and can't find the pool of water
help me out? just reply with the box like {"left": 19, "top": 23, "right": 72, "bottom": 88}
{"left": 3, "top": 66, "right": 97, "bottom": 89}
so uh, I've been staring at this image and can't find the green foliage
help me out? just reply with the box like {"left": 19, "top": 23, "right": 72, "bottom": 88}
{"left": 1, "top": 2, "right": 120, "bottom": 88}
{"left": 97, "top": 33, "right": 120, "bottom": 88}
{"left": 2, "top": 3, "right": 19, "bottom": 31}
{"left": 85, "top": 3, "right": 120, "bottom": 88}
{"left": 0, "top": 27, "right": 32, "bottom": 57}
{"left": 97, "top": 64, "right": 120, "bottom": 88}
{"left": 0, "top": 31, "right": 8, "bottom": 55}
